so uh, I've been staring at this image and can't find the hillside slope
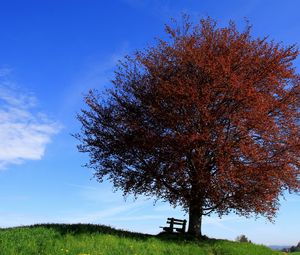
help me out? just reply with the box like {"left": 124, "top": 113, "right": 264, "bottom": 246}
{"left": 0, "top": 224, "right": 283, "bottom": 255}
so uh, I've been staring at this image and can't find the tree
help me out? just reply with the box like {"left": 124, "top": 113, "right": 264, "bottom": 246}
{"left": 75, "top": 17, "right": 300, "bottom": 237}
{"left": 290, "top": 241, "right": 300, "bottom": 252}
{"left": 236, "top": 234, "right": 251, "bottom": 243}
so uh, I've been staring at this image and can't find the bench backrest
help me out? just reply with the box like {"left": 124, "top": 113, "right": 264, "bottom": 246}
{"left": 166, "top": 218, "right": 187, "bottom": 225}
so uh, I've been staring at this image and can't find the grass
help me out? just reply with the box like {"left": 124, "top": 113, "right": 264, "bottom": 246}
{"left": 0, "top": 223, "right": 284, "bottom": 255}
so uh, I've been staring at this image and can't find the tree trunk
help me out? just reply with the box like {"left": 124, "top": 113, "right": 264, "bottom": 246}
{"left": 187, "top": 205, "right": 202, "bottom": 237}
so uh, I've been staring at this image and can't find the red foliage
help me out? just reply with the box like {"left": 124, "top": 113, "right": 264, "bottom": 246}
{"left": 76, "top": 17, "right": 300, "bottom": 236}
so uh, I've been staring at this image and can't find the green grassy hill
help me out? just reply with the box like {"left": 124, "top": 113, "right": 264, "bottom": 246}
{"left": 0, "top": 223, "right": 284, "bottom": 255}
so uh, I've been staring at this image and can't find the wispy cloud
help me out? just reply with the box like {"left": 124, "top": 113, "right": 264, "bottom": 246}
{"left": 0, "top": 68, "right": 12, "bottom": 77}
{"left": 0, "top": 195, "right": 30, "bottom": 202}
{"left": 0, "top": 70, "right": 61, "bottom": 169}
{"left": 0, "top": 202, "right": 151, "bottom": 229}
{"left": 122, "top": 0, "right": 178, "bottom": 21}
{"left": 202, "top": 215, "right": 244, "bottom": 234}
{"left": 60, "top": 42, "right": 130, "bottom": 118}
{"left": 64, "top": 182, "right": 172, "bottom": 231}
{"left": 110, "top": 214, "right": 164, "bottom": 222}
{"left": 65, "top": 204, "right": 142, "bottom": 224}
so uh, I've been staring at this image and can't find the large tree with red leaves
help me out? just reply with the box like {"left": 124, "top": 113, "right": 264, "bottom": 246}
{"left": 75, "top": 18, "right": 300, "bottom": 237}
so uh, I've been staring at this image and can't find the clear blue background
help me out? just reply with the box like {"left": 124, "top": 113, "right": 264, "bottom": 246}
{"left": 0, "top": 0, "right": 299, "bottom": 246}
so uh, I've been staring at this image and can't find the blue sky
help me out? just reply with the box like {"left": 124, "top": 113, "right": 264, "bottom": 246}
{"left": 0, "top": 0, "right": 299, "bottom": 246}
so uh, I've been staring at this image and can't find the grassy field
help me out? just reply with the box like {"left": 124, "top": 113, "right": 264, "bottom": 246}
{"left": 0, "top": 223, "right": 285, "bottom": 255}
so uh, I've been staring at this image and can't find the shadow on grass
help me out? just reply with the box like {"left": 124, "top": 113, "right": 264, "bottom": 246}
{"left": 31, "top": 223, "right": 152, "bottom": 241}
{"left": 25, "top": 223, "right": 214, "bottom": 244}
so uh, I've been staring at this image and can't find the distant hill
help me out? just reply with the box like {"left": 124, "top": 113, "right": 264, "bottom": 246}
{"left": 269, "top": 245, "right": 291, "bottom": 251}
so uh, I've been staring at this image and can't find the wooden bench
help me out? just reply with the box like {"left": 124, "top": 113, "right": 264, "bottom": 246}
{"left": 160, "top": 217, "right": 187, "bottom": 233}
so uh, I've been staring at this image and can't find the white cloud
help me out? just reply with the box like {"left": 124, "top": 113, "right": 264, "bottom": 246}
{"left": 0, "top": 73, "right": 61, "bottom": 169}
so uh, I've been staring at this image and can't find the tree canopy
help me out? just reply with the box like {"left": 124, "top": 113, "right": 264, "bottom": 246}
{"left": 75, "top": 17, "right": 300, "bottom": 236}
